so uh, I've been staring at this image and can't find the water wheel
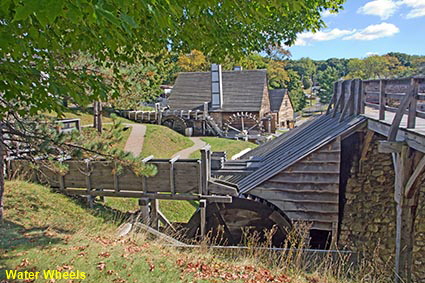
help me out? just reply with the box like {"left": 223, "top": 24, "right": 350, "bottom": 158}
{"left": 161, "top": 115, "right": 187, "bottom": 135}
{"left": 223, "top": 112, "right": 264, "bottom": 138}
{"left": 184, "top": 195, "right": 291, "bottom": 246}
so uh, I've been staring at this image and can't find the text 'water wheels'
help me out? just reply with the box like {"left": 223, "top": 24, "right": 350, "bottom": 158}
{"left": 161, "top": 115, "right": 187, "bottom": 135}
{"left": 223, "top": 112, "right": 264, "bottom": 138}
{"left": 185, "top": 196, "right": 291, "bottom": 247}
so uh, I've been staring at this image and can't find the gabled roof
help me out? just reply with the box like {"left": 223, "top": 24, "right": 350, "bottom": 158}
{"left": 268, "top": 89, "right": 288, "bottom": 112}
{"left": 168, "top": 70, "right": 267, "bottom": 112}
{"left": 223, "top": 114, "right": 367, "bottom": 193}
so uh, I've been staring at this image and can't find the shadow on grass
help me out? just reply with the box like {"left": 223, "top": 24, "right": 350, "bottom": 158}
{"left": 0, "top": 220, "right": 64, "bottom": 257}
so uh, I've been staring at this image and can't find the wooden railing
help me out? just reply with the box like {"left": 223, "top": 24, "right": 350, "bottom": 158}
{"left": 328, "top": 76, "right": 425, "bottom": 140}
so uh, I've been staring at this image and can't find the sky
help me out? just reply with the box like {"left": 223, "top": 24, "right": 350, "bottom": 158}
{"left": 288, "top": 0, "right": 425, "bottom": 60}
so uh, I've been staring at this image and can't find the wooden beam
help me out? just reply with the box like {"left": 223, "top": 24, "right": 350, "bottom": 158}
{"left": 360, "top": 130, "right": 375, "bottom": 161}
{"left": 407, "top": 80, "right": 418, "bottom": 129}
{"left": 378, "top": 141, "right": 405, "bottom": 154}
{"left": 332, "top": 81, "right": 343, "bottom": 117}
{"left": 65, "top": 189, "right": 233, "bottom": 203}
{"left": 139, "top": 198, "right": 150, "bottom": 225}
{"left": 157, "top": 210, "right": 177, "bottom": 232}
{"left": 379, "top": 80, "right": 387, "bottom": 120}
{"left": 339, "top": 80, "right": 354, "bottom": 122}
{"left": 404, "top": 154, "right": 425, "bottom": 198}
{"left": 325, "top": 82, "right": 338, "bottom": 115}
{"left": 388, "top": 80, "right": 415, "bottom": 141}
{"left": 150, "top": 198, "right": 159, "bottom": 230}
{"left": 169, "top": 155, "right": 179, "bottom": 195}
{"left": 199, "top": 199, "right": 207, "bottom": 238}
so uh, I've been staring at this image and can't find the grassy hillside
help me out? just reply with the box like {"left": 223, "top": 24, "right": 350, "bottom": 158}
{"left": 190, "top": 137, "right": 258, "bottom": 159}
{"left": 140, "top": 124, "right": 194, "bottom": 158}
{"left": 43, "top": 108, "right": 133, "bottom": 126}
{"left": 0, "top": 181, "right": 385, "bottom": 283}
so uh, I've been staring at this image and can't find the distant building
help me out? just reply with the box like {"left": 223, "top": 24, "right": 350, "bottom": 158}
{"left": 268, "top": 89, "right": 294, "bottom": 128}
{"left": 168, "top": 64, "right": 295, "bottom": 134}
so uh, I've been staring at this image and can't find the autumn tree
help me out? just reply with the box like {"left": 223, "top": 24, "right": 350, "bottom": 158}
{"left": 0, "top": 0, "right": 345, "bottom": 220}
{"left": 177, "top": 50, "right": 209, "bottom": 72}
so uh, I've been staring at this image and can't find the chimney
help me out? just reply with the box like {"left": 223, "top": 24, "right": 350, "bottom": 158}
{"left": 233, "top": 66, "right": 243, "bottom": 71}
{"left": 211, "top": 63, "right": 223, "bottom": 110}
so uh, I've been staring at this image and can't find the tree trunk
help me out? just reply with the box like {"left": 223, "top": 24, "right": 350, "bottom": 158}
{"left": 0, "top": 122, "right": 4, "bottom": 223}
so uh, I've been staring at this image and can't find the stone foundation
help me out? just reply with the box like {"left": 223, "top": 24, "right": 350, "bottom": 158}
{"left": 339, "top": 134, "right": 425, "bottom": 281}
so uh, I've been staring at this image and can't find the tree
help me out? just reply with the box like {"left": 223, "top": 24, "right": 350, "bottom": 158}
{"left": 286, "top": 70, "right": 306, "bottom": 112}
{"left": 287, "top": 57, "right": 316, "bottom": 87}
{"left": 0, "top": 0, "right": 344, "bottom": 220}
{"left": 317, "top": 66, "right": 339, "bottom": 104}
{"left": 177, "top": 50, "right": 209, "bottom": 72}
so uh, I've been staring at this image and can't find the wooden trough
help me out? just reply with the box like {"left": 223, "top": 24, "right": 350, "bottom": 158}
{"left": 9, "top": 147, "right": 238, "bottom": 236}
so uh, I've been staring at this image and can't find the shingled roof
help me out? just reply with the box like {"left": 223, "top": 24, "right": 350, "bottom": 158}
{"left": 268, "top": 89, "right": 288, "bottom": 112}
{"left": 168, "top": 70, "right": 267, "bottom": 112}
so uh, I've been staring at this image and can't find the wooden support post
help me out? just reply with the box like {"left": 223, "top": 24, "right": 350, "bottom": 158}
{"left": 139, "top": 198, "right": 150, "bottom": 225}
{"left": 339, "top": 80, "right": 354, "bottom": 122}
{"left": 360, "top": 80, "right": 366, "bottom": 114}
{"left": 200, "top": 146, "right": 211, "bottom": 195}
{"left": 407, "top": 79, "right": 418, "bottom": 129}
{"left": 379, "top": 80, "right": 387, "bottom": 120}
{"left": 354, "top": 79, "right": 362, "bottom": 115}
{"left": 169, "top": 155, "right": 179, "bottom": 195}
{"left": 199, "top": 199, "right": 207, "bottom": 238}
{"left": 150, "top": 198, "right": 159, "bottom": 230}
{"left": 332, "top": 81, "right": 344, "bottom": 117}
{"left": 392, "top": 145, "right": 417, "bottom": 283}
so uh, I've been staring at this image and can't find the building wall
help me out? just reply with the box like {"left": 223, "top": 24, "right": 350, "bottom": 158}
{"left": 277, "top": 94, "right": 294, "bottom": 128}
{"left": 339, "top": 134, "right": 425, "bottom": 281}
{"left": 259, "top": 82, "right": 271, "bottom": 117}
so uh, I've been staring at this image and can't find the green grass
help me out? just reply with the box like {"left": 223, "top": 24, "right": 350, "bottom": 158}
{"left": 190, "top": 137, "right": 258, "bottom": 159}
{"left": 140, "top": 124, "right": 194, "bottom": 159}
{"left": 43, "top": 107, "right": 133, "bottom": 126}
{"left": 102, "top": 198, "right": 197, "bottom": 223}
{"left": 0, "top": 181, "right": 385, "bottom": 283}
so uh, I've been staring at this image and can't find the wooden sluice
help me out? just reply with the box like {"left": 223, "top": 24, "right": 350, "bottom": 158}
{"left": 9, "top": 146, "right": 238, "bottom": 236}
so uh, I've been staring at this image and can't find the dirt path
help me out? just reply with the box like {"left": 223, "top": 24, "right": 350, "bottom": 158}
{"left": 124, "top": 124, "right": 146, "bottom": 157}
{"left": 172, "top": 137, "right": 207, "bottom": 159}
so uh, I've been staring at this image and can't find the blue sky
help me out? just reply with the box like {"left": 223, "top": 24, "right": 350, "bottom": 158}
{"left": 288, "top": 0, "right": 425, "bottom": 60}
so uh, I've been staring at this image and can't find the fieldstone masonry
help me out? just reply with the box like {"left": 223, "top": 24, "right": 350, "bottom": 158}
{"left": 339, "top": 134, "right": 425, "bottom": 282}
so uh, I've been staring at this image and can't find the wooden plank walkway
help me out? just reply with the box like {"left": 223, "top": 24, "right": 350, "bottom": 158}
{"left": 364, "top": 107, "right": 425, "bottom": 137}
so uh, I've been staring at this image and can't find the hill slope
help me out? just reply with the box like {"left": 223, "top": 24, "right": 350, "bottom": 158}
{"left": 0, "top": 181, "right": 382, "bottom": 283}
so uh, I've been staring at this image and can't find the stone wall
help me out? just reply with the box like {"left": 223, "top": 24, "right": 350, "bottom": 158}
{"left": 413, "top": 184, "right": 425, "bottom": 281}
{"left": 339, "top": 134, "right": 425, "bottom": 281}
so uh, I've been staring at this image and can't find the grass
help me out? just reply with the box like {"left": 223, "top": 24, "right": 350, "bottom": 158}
{"left": 102, "top": 198, "right": 197, "bottom": 223}
{"left": 42, "top": 107, "right": 134, "bottom": 126}
{"left": 0, "top": 181, "right": 390, "bottom": 283}
{"left": 189, "top": 137, "right": 258, "bottom": 159}
{"left": 140, "top": 124, "right": 194, "bottom": 159}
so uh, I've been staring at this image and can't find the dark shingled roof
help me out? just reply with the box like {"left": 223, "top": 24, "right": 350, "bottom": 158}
{"left": 168, "top": 70, "right": 267, "bottom": 111}
{"left": 222, "top": 114, "right": 367, "bottom": 193}
{"left": 268, "top": 89, "right": 287, "bottom": 112}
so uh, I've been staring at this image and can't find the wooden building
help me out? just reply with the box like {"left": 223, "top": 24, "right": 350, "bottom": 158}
{"left": 168, "top": 64, "right": 293, "bottom": 135}
{"left": 268, "top": 88, "right": 295, "bottom": 128}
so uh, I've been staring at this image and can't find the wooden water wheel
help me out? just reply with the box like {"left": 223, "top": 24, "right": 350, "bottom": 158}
{"left": 223, "top": 112, "right": 264, "bottom": 139}
{"left": 184, "top": 195, "right": 291, "bottom": 246}
{"left": 161, "top": 115, "right": 187, "bottom": 135}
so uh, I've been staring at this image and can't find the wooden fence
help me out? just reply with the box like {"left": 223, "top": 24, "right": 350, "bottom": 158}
{"left": 328, "top": 76, "right": 425, "bottom": 140}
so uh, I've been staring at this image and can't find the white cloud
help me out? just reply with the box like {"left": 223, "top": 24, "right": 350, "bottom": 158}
{"left": 366, "top": 52, "right": 380, "bottom": 56}
{"left": 343, "top": 22, "right": 399, "bottom": 40}
{"left": 358, "top": 0, "right": 425, "bottom": 19}
{"left": 402, "top": 0, "right": 425, "bottom": 18}
{"left": 294, "top": 28, "right": 355, "bottom": 46}
{"left": 358, "top": 0, "right": 400, "bottom": 20}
